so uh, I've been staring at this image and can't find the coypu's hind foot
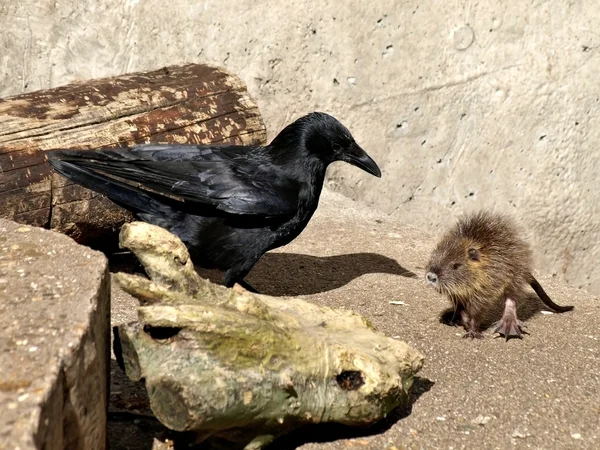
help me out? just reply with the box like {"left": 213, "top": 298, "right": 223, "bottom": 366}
{"left": 493, "top": 298, "right": 528, "bottom": 341}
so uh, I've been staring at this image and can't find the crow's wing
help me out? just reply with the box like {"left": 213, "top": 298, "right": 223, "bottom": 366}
{"left": 46, "top": 144, "right": 301, "bottom": 217}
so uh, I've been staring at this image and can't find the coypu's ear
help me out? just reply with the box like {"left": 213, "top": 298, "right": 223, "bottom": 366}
{"left": 468, "top": 248, "right": 480, "bottom": 261}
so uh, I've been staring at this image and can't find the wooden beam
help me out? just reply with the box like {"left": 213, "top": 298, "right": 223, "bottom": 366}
{"left": 0, "top": 64, "right": 266, "bottom": 248}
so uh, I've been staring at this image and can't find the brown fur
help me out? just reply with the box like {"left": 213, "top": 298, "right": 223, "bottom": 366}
{"left": 425, "top": 210, "right": 573, "bottom": 338}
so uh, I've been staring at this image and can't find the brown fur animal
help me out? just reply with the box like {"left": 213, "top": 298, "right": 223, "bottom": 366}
{"left": 425, "top": 211, "right": 574, "bottom": 340}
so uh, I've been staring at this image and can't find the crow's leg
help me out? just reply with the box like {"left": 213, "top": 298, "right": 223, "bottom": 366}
{"left": 223, "top": 267, "right": 260, "bottom": 294}
{"left": 492, "top": 297, "right": 528, "bottom": 341}
{"left": 236, "top": 279, "right": 259, "bottom": 293}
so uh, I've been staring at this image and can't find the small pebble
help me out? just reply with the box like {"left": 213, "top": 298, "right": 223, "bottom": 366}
{"left": 471, "top": 415, "right": 492, "bottom": 426}
{"left": 389, "top": 301, "right": 406, "bottom": 305}
{"left": 571, "top": 433, "right": 582, "bottom": 440}
{"left": 436, "top": 416, "right": 446, "bottom": 421}
{"left": 512, "top": 429, "right": 530, "bottom": 439}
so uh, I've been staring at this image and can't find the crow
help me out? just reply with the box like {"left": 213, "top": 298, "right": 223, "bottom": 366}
{"left": 46, "top": 111, "right": 381, "bottom": 293}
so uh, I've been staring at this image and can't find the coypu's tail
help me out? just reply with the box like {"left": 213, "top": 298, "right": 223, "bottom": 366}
{"left": 529, "top": 275, "right": 574, "bottom": 313}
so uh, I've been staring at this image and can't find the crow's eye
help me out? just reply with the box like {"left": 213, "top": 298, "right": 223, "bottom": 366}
{"left": 332, "top": 143, "right": 342, "bottom": 152}
{"left": 452, "top": 262, "right": 462, "bottom": 270}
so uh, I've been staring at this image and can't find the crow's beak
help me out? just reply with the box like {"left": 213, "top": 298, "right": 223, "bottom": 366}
{"left": 343, "top": 144, "right": 382, "bottom": 178}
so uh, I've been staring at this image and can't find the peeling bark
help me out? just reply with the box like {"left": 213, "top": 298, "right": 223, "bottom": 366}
{"left": 112, "top": 222, "right": 425, "bottom": 450}
{"left": 0, "top": 64, "right": 266, "bottom": 249}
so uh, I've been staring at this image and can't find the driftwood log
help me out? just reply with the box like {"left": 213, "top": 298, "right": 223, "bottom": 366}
{"left": 112, "top": 222, "right": 425, "bottom": 450}
{"left": 0, "top": 64, "right": 266, "bottom": 248}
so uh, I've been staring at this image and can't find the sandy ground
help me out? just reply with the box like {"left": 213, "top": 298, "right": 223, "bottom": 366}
{"left": 107, "top": 189, "right": 600, "bottom": 450}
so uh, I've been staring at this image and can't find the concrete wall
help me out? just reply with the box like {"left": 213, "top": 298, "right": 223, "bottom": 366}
{"left": 1, "top": 0, "right": 599, "bottom": 294}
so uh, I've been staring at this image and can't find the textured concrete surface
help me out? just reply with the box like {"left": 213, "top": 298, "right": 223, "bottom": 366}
{"left": 0, "top": 219, "right": 110, "bottom": 450}
{"left": 108, "top": 189, "right": 599, "bottom": 450}
{"left": 1, "top": 1, "right": 599, "bottom": 295}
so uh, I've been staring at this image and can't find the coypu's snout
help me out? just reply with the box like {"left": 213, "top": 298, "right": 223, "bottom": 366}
{"left": 425, "top": 270, "right": 441, "bottom": 292}
{"left": 426, "top": 271, "right": 438, "bottom": 286}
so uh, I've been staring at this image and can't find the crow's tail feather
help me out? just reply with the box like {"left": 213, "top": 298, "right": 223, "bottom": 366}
{"left": 48, "top": 157, "right": 171, "bottom": 217}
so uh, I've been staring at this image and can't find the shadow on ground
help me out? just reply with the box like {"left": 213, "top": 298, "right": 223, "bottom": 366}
{"left": 108, "top": 358, "right": 165, "bottom": 450}
{"left": 108, "top": 251, "right": 146, "bottom": 275}
{"left": 108, "top": 251, "right": 416, "bottom": 297}
{"left": 247, "top": 252, "right": 417, "bottom": 296}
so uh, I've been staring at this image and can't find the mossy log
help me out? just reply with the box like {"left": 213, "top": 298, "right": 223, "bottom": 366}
{"left": 112, "top": 222, "right": 425, "bottom": 450}
{"left": 0, "top": 64, "right": 266, "bottom": 249}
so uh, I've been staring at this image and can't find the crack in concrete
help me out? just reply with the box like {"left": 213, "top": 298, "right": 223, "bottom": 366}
{"left": 350, "top": 63, "right": 526, "bottom": 111}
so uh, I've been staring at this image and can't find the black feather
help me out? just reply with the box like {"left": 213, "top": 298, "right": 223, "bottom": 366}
{"left": 46, "top": 111, "right": 381, "bottom": 291}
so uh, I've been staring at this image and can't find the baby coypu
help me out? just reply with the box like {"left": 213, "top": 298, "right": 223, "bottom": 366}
{"left": 425, "top": 211, "right": 574, "bottom": 340}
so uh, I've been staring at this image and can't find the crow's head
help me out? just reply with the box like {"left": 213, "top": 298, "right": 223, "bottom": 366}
{"left": 270, "top": 112, "right": 382, "bottom": 178}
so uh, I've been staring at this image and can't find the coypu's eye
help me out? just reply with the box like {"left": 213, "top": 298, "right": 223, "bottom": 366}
{"left": 452, "top": 262, "right": 462, "bottom": 270}
{"left": 468, "top": 248, "right": 480, "bottom": 261}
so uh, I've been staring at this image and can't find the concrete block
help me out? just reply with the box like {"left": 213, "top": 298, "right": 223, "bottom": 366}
{"left": 0, "top": 219, "right": 109, "bottom": 450}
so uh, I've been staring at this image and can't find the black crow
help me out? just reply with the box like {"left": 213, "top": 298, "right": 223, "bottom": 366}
{"left": 46, "top": 111, "right": 381, "bottom": 292}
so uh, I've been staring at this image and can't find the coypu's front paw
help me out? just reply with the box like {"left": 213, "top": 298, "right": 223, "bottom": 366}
{"left": 462, "top": 330, "right": 484, "bottom": 339}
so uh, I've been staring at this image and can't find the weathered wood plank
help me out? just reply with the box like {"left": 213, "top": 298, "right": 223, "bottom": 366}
{"left": 0, "top": 64, "right": 267, "bottom": 248}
